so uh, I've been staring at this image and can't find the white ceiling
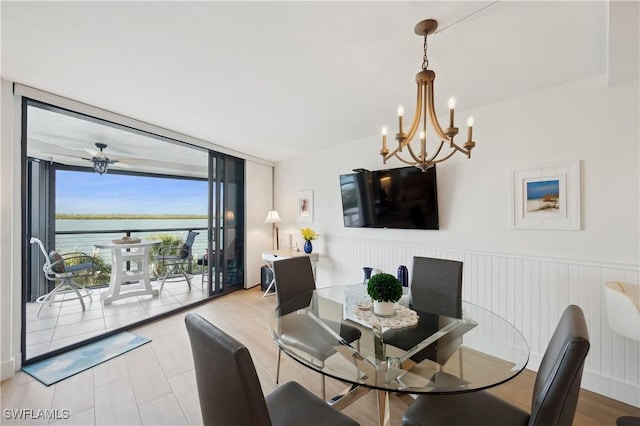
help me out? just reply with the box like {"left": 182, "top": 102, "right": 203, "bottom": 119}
{"left": 1, "top": 1, "right": 636, "bottom": 166}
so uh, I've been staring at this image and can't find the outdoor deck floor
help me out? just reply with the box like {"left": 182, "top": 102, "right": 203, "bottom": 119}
{"left": 24, "top": 275, "right": 209, "bottom": 359}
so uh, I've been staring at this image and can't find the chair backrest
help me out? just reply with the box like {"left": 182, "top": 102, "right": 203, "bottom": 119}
{"left": 177, "top": 231, "right": 199, "bottom": 259}
{"left": 30, "top": 237, "right": 65, "bottom": 277}
{"left": 529, "top": 305, "right": 590, "bottom": 426}
{"left": 185, "top": 312, "right": 272, "bottom": 426}
{"left": 604, "top": 281, "right": 640, "bottom": 342}
{"left": 184, "top": 231, "right": 199, "bottom": 253}
{"left": 272, "top": 256, "right": 316, "bottom": 310}
{"left": 30, "top": 237, "right": 52, "bottom": 269}
{"left": 410, "top": 256, "right": 463, "bottom": 318}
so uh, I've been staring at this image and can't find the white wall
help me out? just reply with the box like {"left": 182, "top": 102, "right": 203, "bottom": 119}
{"left": 274, "top": 75, "right": 640, "bottom": 406}
{"left": 0, "top": 80, "right": 20, "bottom": 379}
{"left": 245, "top": 161, "right": 274, "bottom": 287}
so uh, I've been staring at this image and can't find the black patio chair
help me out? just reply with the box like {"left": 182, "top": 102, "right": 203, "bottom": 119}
{"left": 156, "top": 231, "right": 199, "bottom": 292}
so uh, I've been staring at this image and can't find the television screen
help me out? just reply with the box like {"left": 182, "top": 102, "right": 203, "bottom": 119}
{"left": 339, "top": 166, "right": 439, "bottom": 230}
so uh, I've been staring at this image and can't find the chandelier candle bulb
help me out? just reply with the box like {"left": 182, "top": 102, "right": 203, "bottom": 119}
{"left": 382, "top": 126, "right": 388, "bottom": 149}
{"left": 448, "top": 97, "right": 456, "bottom": 128}
{"left": 467, "top": 116, "right": 474, "bottom": 142}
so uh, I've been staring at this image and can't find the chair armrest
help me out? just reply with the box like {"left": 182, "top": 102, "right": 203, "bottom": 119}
{"left": 45, "top": 253, "right": 95, "bottom": 279}
{"left": 155, "top": 245, "right": 178, "bottom": 259}
{"left": 156, "top": 244, "right": 190, "bottom": 260}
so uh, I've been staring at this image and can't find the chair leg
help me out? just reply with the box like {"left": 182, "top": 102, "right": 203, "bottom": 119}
{"left": 68, "top": 282, "right": 87, "bottom": 312}
{"left": 36, "top": 284, "right": 61, "bottom": 317}
{"left": 36, "top": 279, "right": 92, "bottom": 317}
{"left": 69, "top": 282, "right": 93, "bottom": 305}
{"left": 159, "top": 264, "right": 177, "bottom": 293}
{"left": 181, "top": 268, "right": 192, "bottom": 290}
{"left": 161, "top": 263, "right": 192, "bottom": 292}
{"left": 276, "top": 348, "right": 282, "bottom": 384}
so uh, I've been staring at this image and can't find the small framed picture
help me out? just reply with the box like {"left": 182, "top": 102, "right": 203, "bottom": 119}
{"left": 297, "top": 190, "right": 313, "bottom": 223}
{"left": 512, "top": 160, "right": 581, "bottom": 230}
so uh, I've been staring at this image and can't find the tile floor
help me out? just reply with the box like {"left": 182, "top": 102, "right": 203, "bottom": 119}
{"left": 25, "top": 276, "right": 209, "bottom": 360}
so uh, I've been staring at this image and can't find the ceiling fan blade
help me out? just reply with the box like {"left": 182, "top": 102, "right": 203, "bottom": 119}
{"left": 112, "top": 161, "right": 132, "bottom": 168}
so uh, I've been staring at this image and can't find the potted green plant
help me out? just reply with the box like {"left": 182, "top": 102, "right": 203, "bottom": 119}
{"left": 367, "top": 272, "right": 403, "bottom": 316}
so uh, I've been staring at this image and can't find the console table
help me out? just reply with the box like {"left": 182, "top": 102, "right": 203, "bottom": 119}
{"left": 261, "top": 249, "right": 319, "bottom": 297}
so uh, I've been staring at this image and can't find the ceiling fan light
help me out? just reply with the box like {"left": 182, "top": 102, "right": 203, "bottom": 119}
{"left": 93, "top": 159, "right": 109, "bottom": 175}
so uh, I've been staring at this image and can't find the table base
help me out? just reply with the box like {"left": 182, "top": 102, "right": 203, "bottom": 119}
{"left": 101, "top": 282, "right": 159, "bottom": 305}
{"left": 329, "top": 384, "right": 392, "bottom": 426}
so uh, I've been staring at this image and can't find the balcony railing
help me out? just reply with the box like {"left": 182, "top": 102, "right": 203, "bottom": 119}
{"left": 53, "top": 226, "right": 209, "bottom": 289}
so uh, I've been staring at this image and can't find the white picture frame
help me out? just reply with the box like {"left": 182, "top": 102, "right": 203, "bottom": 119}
{"left": 297, "top": 190, "right": 313, "bottom": 223}
{"left": 512, "top": 160, "right": 581, "bottom": 230}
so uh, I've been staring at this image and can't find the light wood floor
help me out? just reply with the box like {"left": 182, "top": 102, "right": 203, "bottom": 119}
{"left": 2, "top": 286, "right": 639, "bottom": 425}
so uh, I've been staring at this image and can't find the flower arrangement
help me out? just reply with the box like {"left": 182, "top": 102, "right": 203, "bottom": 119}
{"left": 367, "top": 273, "right": 403, "bottom": 303}
{"left": 300, "top": 227, "right": 320, "bottom": 242}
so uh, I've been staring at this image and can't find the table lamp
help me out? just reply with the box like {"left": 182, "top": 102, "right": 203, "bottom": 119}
{"left": 264, "top": 210, "right": 282, "bottom": 249}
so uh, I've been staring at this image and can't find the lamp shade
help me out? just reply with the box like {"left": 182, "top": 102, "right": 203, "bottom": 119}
{"left": 264, "top": 210, "right": 282, "bottom": 224}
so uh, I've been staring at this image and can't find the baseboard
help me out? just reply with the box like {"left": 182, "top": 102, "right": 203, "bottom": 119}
{"left": 581, "top": 371, "right": 640, "bottom": 408}
{"left": 1, "top": 357, "right": 16, "bottom": 381}
{"left": 506, "top": 350, "right": 639, "bottom": 408}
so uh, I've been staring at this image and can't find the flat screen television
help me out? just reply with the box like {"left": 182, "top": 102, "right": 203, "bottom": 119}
{"left": 340, "top": 165, "right": 439, "bottom": 230}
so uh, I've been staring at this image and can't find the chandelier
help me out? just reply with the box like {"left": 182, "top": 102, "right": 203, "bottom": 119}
{"left": 380, "top": 19, "right": 476, "bottom": 172}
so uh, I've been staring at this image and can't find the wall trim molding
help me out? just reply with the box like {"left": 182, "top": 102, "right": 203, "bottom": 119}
{"left": 327, "top": 235, "right": 640, "bottom": 271}
{"left": 318, "top": 236, "right": 640, "bottom": 408}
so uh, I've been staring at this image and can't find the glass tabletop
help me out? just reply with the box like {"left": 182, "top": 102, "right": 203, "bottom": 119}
{"left": 270, "top": 285, "right": 529, "bottom": 394}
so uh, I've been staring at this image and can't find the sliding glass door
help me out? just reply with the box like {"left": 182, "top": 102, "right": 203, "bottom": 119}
{"left": 22, "top": 98, "right": 245, "bottom": 362}
{"left": 207, "top": 152, "right": 245, "bottom": 295}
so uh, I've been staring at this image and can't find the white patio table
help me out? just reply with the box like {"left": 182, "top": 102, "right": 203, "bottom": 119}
{"left": 95, "top": 239, "right": 160, "bottom": 304}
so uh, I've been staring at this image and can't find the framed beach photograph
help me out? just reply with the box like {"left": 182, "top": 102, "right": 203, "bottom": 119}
{"left": 512, "top": 160, "right": 581, "bottom": 230}
{"left": 297, "top": 190, "right": 313, "bottom": 223}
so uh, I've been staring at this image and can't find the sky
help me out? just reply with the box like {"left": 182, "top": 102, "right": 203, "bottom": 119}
{"left": 526, "top": 179, "right": 560, "bottom": 200}
{"left": 56, "top": 170, "right": 208, "bottom": 215}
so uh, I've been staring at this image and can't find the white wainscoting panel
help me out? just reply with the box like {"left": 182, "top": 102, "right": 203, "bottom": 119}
{"left": 316, "top": 237, "right": 640, "bottom": 407}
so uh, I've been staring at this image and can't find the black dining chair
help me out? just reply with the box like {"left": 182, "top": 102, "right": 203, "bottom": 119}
{"left": 384, "top": 256, "right": 463, "bottom": 368}
{"left": 185, "top": 313, "right": 359, "bottom": 426}
{"left": 272, "top": 256, "right": 361, "bottom": 400}
{"left": 402, "top": 305, "right": 590, "bottom": 426}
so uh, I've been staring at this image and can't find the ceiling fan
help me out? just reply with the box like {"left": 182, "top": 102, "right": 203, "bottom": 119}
{"left": 82, "top": 142, "right": 127, "bottom": 175}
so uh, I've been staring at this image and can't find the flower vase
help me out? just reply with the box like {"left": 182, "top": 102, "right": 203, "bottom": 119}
{"left": 303, "top": 240, "right": 313, "bottom": 253}
{"left": 373, "top": 300, "right": 395, "bottom": 317}
{"left": 362, "top": 267, "right": 373, "bottom": 285}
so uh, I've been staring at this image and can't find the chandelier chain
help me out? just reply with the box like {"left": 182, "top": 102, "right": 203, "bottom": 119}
{"left": 422, "top": 35, "right": 429, "bottom": 71}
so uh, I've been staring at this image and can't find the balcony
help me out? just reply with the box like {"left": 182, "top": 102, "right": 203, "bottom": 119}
{"left": 26, "top": 226, "right": 219, "bottom": 360}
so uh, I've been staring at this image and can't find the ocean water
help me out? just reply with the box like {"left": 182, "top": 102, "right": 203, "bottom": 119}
{"left": 54, "top": 219, "right": 208, "bottom": 261}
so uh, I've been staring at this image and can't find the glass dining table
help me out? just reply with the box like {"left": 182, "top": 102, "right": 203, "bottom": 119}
{"left": 269, "top": 285, "right": 529, "bottom": 426}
